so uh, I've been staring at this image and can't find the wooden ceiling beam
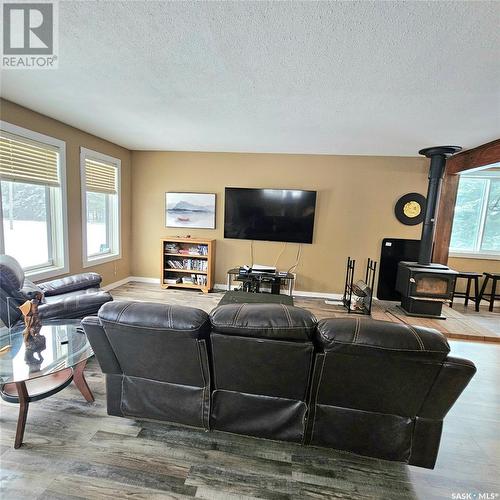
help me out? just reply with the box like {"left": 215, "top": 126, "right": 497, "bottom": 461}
{"left": 446, "top": 138, "right": 500, "bottom": 175}
{"left": 433, "top": 138, "right": 500, "bottom": 264}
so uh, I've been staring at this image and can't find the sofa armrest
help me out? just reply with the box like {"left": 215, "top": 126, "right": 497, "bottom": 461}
{"left": 81, "top": 316, "right": 122, "bottom": 374}
{"left": 38, "top": 290, "right": 112, "bottom": 321}
{"left": 38, "top": 272, "right": 102, "bottom": 296}
{"left": 418, "top": 356, "right": 476, "bottom": 419}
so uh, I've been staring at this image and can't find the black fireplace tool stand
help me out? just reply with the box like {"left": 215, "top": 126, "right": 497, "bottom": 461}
{"left": 342, "top": 257, "right": 377, "bottom": 315}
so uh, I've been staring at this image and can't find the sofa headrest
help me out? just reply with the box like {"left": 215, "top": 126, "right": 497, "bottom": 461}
{"left": 210, "top": 303, "right": 317, "bottom": 341}
{"left": 0, "top": 254, "right": 25, "bottom": 293}
{"left": 316, "top": 318, "right": 450, "bottom": 360}
{"left": 98, "top": 300, "right": 210, "bottom": 339}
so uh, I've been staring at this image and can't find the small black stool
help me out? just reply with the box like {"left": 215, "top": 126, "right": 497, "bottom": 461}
{"left": 450, "top": 272, "right": 481, "bottom": 312}
{"left": 478, "top": 272, "right": 500, "bottom": 312}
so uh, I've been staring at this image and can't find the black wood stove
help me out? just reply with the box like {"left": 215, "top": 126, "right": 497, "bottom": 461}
{"left": 396, "top": 146, "right": 462, "bottom": 319}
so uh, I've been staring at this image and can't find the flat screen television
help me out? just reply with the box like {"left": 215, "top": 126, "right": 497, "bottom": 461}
{"left": 224, "top": 187, "right": 317, "bottom": 244}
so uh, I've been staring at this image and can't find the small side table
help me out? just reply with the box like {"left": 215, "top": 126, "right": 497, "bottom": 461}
{"left": 450, "top": 272, "right": 481, "bottom": 312}
{"left": 478, "top": 272, "right": 500, "bottom": 312}
{"left": 226, "top": 268, "right": 295, "bottom": 296}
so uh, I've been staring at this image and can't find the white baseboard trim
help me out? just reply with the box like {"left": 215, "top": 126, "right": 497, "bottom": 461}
{"left": 103, "top": 275, "right": 161, "bottom": 290}
{"left": 129, "top": 276, "right": 161, "bottom": 285}
{"left": 294, "top": 290, "right": 343, "bottom": 300}
{"left": 324, "top": 299, "right": 344, "bottom": 305}
{"left": 214, "top": 283, "right": 343, "bottom": 300}
{"left": 213, "top": 283, "right": 227, "bottom": 291}
{"left": 102, "top": 276, "right": 132, "bottom": 291}
{"left": 106, "top": 277, "right": 343, "bottom": 300}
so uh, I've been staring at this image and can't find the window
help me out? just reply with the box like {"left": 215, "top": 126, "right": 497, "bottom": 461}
{"left": 0, "top": 121, "right": 68, "bottom": 280}
{"left": 80, "top": 147, "right": 121, "bottom": 266}
{"left": 450, "top": 169, "right": 500, "bottom": 258}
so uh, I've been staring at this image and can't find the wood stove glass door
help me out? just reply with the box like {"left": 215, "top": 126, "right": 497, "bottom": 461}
{"left": 413, "top": 274, "right": 450, "bottom": 296}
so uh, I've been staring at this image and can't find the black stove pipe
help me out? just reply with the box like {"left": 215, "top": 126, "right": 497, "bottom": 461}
{"left": 418, "top": 146, "right": 462, "bottom": 266}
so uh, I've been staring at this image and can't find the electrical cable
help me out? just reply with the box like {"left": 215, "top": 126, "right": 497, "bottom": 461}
{"left": 287, "top": 244, "right": 302, "bottom": 274}
{"left": 274, "top": 242, "right": 287, "bottom": 268}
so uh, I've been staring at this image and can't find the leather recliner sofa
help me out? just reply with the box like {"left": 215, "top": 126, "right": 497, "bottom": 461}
{"left": 0, "top": 254, "right": 113, "bottom": 327}
{"left": 82, "top": 300, "right": 476, "bottom": 469}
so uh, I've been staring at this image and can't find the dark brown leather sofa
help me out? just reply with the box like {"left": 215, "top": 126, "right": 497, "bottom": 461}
{"left": 82, "top": 300, "right": 475, "bottom": 469}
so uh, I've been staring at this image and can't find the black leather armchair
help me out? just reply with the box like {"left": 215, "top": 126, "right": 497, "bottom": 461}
{"left": 82, "top": 301, "right": 212, "bottom": 428}
{"left": 0, "top": 254, "right": 112, "bottom": 326}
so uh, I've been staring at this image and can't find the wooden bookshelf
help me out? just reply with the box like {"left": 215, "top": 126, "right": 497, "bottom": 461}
{"left": 161, "top": 237, "right": 215, "bottom": 293}
{"left": 164, "top": 253, "right": 209, "bottom": 259}
{"left": 164, "top": 268, "right": 208, "bottom": 274}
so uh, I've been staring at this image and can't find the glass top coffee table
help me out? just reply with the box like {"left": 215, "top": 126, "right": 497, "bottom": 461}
{"left": 0, "top": 319, "right": 95, "bottom": 448}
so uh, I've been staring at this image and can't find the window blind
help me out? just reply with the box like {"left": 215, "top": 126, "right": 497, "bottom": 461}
{"left": 84, "top": 158, "right": 117, "bottom": 194}
{"left": 0, "top": 131, "right": 60, "bottom": 186}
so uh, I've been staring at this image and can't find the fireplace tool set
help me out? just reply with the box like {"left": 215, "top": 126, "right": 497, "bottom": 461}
{"left": 342, "top": 257, "right": 377, "bottom": 315}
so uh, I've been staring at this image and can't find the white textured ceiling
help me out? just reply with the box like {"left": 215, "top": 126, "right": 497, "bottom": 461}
{"left": 1, "top": 1, "right": 499, "bottom": 156}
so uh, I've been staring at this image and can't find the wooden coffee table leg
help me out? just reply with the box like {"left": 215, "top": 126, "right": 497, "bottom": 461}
{"left": 14, "top": 382, "right": 29, "bottom": 449}
{"left": 72, "top": 360, "right": 94, "bottom": 402}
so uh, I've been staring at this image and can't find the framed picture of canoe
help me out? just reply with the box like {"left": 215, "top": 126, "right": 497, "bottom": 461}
{"left": 165, "top": 192, "right": 216, "bottom": 229}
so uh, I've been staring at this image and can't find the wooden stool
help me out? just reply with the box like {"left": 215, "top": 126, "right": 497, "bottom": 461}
{"left": 478, "top": 272, "right": 500, "bottom": 312}
{"left": 450, "top": 272, "right": 481, "bottom": 312}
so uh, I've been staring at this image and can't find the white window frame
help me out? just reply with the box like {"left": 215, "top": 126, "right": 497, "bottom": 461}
{"left": 449, "top": 172, "right": 500, "bottom": 260}
{"left": 0, "top": 120, "right": 69, "bottom": 281}
{"left": 80, "top": 147, "right": 121, "bottom": 267}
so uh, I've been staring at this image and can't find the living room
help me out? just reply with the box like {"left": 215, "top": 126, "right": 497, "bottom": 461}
{"left": 0, "top": 2, "right": 499, "bottom": 499}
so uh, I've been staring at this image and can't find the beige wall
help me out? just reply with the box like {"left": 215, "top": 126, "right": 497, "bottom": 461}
{"left": 131, "top": 151, "right": 431, "bottom": 293}
{"left": 2, "top": 99, "right": 496, "bottom": 294}
{"left": 0, "top": 99, "right": 132, "bottom": 285}
{"left": 449, "top": 258, "right": 500, "bottom": 275}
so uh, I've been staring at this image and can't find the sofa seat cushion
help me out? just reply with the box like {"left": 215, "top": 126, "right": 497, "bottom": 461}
{"left": 316, "top": 318, "right": 449, "bottom": 360}
{"left": 38, "top": 272, "right": 102, "bottom": 296}
{"left": 39, "top": 290, "right": 112, "bottom": 319}
{"left": 210, "top": 303, "right": 317, "bottom": 341}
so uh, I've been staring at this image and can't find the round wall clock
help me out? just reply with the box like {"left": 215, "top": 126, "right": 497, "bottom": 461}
{"left": 394, "top": 193, "right": 426, "bottom": 225}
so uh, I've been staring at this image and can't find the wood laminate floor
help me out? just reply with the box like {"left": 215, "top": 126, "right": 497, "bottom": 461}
{"left": 111, "top": 283, "right": 500, "bottom": 342}
{"left": 1, "top": 284, "right": 499, "bottom": 499}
